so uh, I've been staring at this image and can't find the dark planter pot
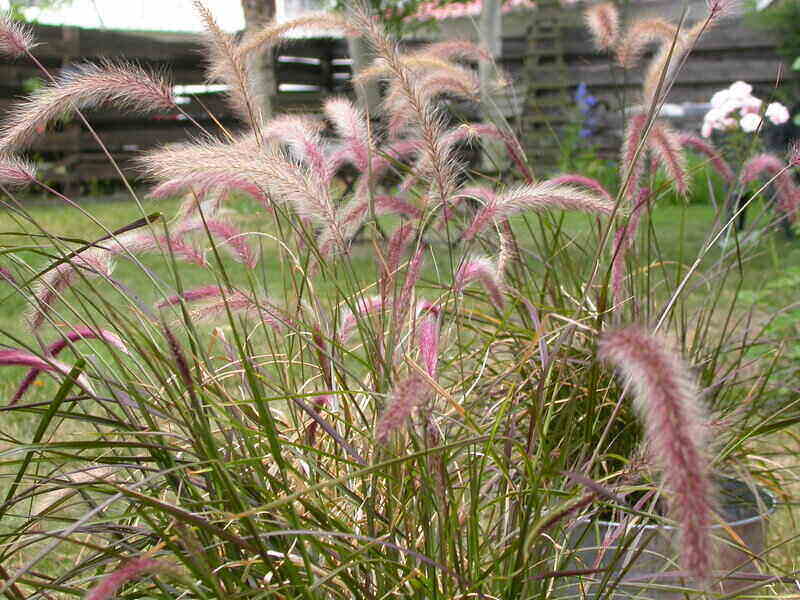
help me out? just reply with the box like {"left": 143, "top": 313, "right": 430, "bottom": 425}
{"left": 555, "top": 478, "right": 776, "bottom": 599}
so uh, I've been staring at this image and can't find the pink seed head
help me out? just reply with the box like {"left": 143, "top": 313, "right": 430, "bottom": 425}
{"left": 86, "top": 558, "right": 174, "bottom": 600}
{"left": 599, "top": 326, "right": 715, "bottom": 582}
{"left": 0, "top": 16, "right": 35, "bottom": 58}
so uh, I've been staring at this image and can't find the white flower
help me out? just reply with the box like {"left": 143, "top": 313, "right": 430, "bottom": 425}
{"left": 739, "top": 96, "right": 762, "bottom": 115}
{"left": 710, "top": 89, "right": 731, "bottom": 109}
{"left": 740, "top": 112, "right": 762, "bottom": 132}
{"left": 765, "top": 102, "right": 790, "bottom": 125}
{"left": 729, "top": 81, "right": 753, "bottom": 99}
{"left": 701, "top": 121, "right": 713, "bottom": 138}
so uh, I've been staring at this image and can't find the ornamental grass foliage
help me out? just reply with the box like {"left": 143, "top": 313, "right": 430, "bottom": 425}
{"left": 0, "top": 1, "right": 798, "bottom": 598}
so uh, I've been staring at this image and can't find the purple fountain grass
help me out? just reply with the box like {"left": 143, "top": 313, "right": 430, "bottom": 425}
{"left": 677, "top": 133, "right": 734, "bottom": 184}
{"left": 338, "top": 295, "right": 390, "bottom": 344}
{"left": 193, "top": 0, "right": 259, "bottom": 125}
{"left": 0, "top": 15, "right": 35, "bottom": 58}
{"left": 1, "top": 348, "right": 94, "bottom": 400}
{"left": 263, "top": 114, "right": 331, "bottom": 181}
{"left": 11, "top": 327, "right": 127, "bottom": 405}
{"left": 648, "top": 121, "right": 689, "bottom": 195}
{"left": 108, "top": 229, "right": 206, "bottom": 267}
{"left": 204, "top": 219, "right": 259, "bottom": 269}
{"left": 376, "top": 373, "right": 432, "bottom": 443}
{"left": 611, "top": 189, "right": 650, "bottom": 307}
{"left": 351, "top": 8, "right": 460, "bottom": 209}
{"left": 396, "top": 244, "right": 427, "bottom": 326}
{"left": 742, "top": 153, "right": 800, "bottom": 221}
{"left": 790, "top": 140, "right": 800, "bottom": 167}
{"left": 384, "top": 69, "right": 480, "bottom": 136}
{"left": 413, "top": 40, "right": 491, "bottom": 63}
{"left": 462, "top": 181, "right": 616, "bottom": 241}
{"left": 156, "top": 285, "right": 225, "bottom": 309}
{"left": 549, "top": 174, "right": 615, "bottom": 205}
{"left": 599, "top": 326, "right": 715, "bottom": 583}
{"left": 318, "top": 194, "right": 421, "bottom": 258}
{"left": 188, "top": 290, "right": 285, "bottom": 330}
{"left": 381, "top": 223, "right": 417, "bottom": 299}
{"left": 0, "top": 61, "right": 174, "bottom": 151}
{"left": 0, "top": 265, "right": 15, "bottom": 284}
{"left": 28, "top": 248, "right": 113, "bottom": 330}
{"left": 436, "top": 123, "right": 531, "bottom": 183}
{"left": 620, "top": 113, "right": 649, "bottom": 200}
{"left": 453, "top": 257, "right": 506, "bottom": 308}
{"left": 615, "top": 18, "right": 678, "bottom": 69}
{"left": 324, "top": 97, "right": 373, "bottom": 172}
{"left": 237, "top": 12, "right": 357, "bottom": 60}
{"left": 85, "top": 557, "right": 176, "bottom": 600}
{"left": 0, "top": 153, "right": 37, "bottom": 187}
{"left": 585, "top": 2, "right": 620, "bottom": 52}
{"left": 416, "top": 301, "right": 441, "bottom": 378}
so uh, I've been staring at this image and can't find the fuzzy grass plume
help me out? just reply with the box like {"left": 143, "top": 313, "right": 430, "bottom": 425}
{"left": 0, "top": 61, "right": 174, "bottom": 150}
{"left": 599, "top": 326, "right": 715, "bottom": 582}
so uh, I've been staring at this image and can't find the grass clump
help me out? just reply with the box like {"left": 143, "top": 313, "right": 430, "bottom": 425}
{"left": 0, "top": 2, "right": 798, "bottom": 599}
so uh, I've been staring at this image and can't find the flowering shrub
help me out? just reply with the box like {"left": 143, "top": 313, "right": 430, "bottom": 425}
{"left": 702, "top": 80, "right": 790, "bottom": 137}
{"left": 0, "top": 2, "right": 797, "bottom": 599}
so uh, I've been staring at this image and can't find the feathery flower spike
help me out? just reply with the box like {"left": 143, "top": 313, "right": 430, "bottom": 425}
{"left": 599, "top": 326, "right": 715, "bottom": 582}
{"left": 86, "top": 557, "right": 176, "bottom": 600}
{"left": 0, "top": 154, "right": 37, "bottom": 187}
{"left": 376, "top": 373, "right": 431, "bottom": 443}
{"left": 463, "top": 181, "right": 615, "bottom": 241}
{"left": 0, "top": 16, "right": 34, "bottom": 58}
{"left": 11, "top": 328, "right": 127, "bottom": 405}
{"left": 0, "top": 61, "right": 174, "bottom": 150}
{"left": 585, "top": 3, "right": 619, "bottom": 52}
{"left": 1, "top": 348, "right": 94, "bottom": 400}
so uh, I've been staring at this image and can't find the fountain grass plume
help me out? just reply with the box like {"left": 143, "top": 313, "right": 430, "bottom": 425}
{"left": 742, "top": 153, "right": 800, "bottom": 221}
{"left": 28, "top": 248, "right": 113, "bottom": 330}
{"left": 416, "top": 301, "right": 441, "bottom": 378}
{"left": 324, "top": 97, "right": 373, "bottom": 172}
{"left": 85, "top": 557, "right": 177, "bottom": 600}
{"left": 338, "top": 295, "right": 389, "bottom": 344}
{"left": 599, "top": 326, "right": 715, "bottom": 583}
{"left": 615, "top": 18, "right": 678, "bottom": 69}
{"left": 585, "top": 2, "right": 619, "bottom": 52}
{"left": 648, "top": 121, "right": 689, "bottom": 195}
{"left": 156, "top": 285, "right": 225, "bottom": 309}
{"left": 350, "top": 7, "right": 459, "bottom": 208}
{"left": 263, "top": 114, "right": 330, "bottom": 181}
{"left": 188, "top": 290, "right": 285, "bottom": 330}
{"left": 413, "top": 40, "right": 491, "bottom": 63}
{"left": 193, "top": 0, "right": 259, "bottom": 126}
{"left": 678, "top": 133, "right": 734, "bottom": 183}
{"left": 549, "top": 174, "right": 614, "bottom": 205}
{"left": 0, "top": 153, "right": 37, "bottom": 187}
{"left": 376, "top": 373, "right": 431, "bottom": 443}
{"left": 11, "top": 327, "right": 127, "bottom": 405}
{"left": 204, "top": 219, "right": 259, "bottom": 269}
{"left": 0, "top": 60, "right": 174, "bottom": 151}
{"left": 620, "top": 113, "right": 649, "bottom": 200}
{"left": 453, "top": 257, "right": 505, "bottom": 308}
{"left": 237, "top": 12, "right": 357, "bottom": 60}
{"left": 462, "top": 181, "right": 616, "bottom": 241}
{"left": 0, "top": 15, "right": 35, "bottom": 58}
{"left": 1, "top": 348, "right": 94, "bottom": 400}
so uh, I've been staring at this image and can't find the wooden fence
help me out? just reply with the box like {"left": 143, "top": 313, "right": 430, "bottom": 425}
{"left": 0, "top": 17, "right": 790, "bottom": 188}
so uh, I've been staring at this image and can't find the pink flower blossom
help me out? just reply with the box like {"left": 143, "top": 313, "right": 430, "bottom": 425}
{"left": 739, "top": 112, "right": 761, "bottom": 133}
{"left": 765, "top": 102, "right": 790, "bottom": 125}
